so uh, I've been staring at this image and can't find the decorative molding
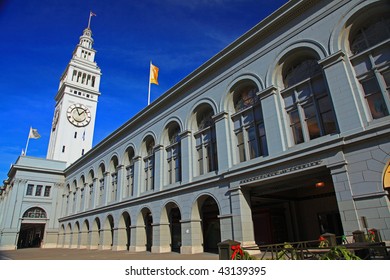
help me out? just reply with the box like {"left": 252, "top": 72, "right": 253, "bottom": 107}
{"left": 240, "top": 160, "right": 323, "bottom": 185}
{"left": 212, "top": 111, "right": 229, "bottom": 122}
{"left": 179, "top": 130, "right": 192, "bottom": 138}
{"left": 318, "top": 50, "right": 346, "bottom": 69}
{"left": 257, "top": 85, "right": 278, "bottom": 100}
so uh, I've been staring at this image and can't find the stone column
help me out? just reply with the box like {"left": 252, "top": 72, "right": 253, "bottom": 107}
{"left": 329, "top": 162, "right": 360, "bottom": 236}
{"left": 213, "top": 112, "right": 232, "bottom": 172}
{"left": 230, "top": 187, "right": 259, "bottom": 250}
{"left": 129, "top": 225, "right": 146, "bottom": 252}
{"left": 180, "top": 219, "right": 203, "bottom": 254}
{"left": 151, "top": 223, "right": 171, "bottom": 253}
{"left": 112, "top": 225, "right": 128, "bottom": 251}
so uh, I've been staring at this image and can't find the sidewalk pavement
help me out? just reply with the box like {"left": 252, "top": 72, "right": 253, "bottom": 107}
{"left": 0, "top": 248, "right": 219, "bottom": 260}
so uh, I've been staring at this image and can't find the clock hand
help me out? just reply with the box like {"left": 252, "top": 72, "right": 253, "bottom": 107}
{"left": 78, "top": 109, "right": 85, "bottom": 116}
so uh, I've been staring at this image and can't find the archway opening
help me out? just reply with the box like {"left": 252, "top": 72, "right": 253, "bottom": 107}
{"left": 141, "top": 208, "right": 153, "bottom": 252}
{"left": 165, "top": 203, "right": 182, "bottom": 253}
{"left": 17, "top": 207, "right": 47, "bottom": 249}
{"left": 199, "top": 196, "right": 221, "bottom": 253}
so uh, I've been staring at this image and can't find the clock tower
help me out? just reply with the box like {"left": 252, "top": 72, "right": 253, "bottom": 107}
{"left": 47, "top": 16, "right": 102, "bottom": 166}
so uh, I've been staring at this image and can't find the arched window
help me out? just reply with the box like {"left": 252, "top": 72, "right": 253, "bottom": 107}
{"left": 231, "top": 82, "right": 267, "bottom": 162}
{"left": 281, "top": 56, "right": 337, "bottom": 145}
{"left": 349, "top": 16, "right": 390, "bottom": 120}
{"left": 193, "top": 105, "right": 218, "bottom": 175}
{"left": 23, "top": 207, "right": 47, "bottom": 219}
{"left": 166, "top": 122, "right": 181, "bottom": 184}
{"left": 143, "top": 136, "right": 155, "bottom": 192}
{"left": 72, "top": 70, "right": 77, "bottom": 81}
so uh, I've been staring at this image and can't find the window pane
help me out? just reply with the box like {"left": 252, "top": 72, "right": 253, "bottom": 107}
{"left": 352, "top": 57, "right": 371, "bottom": 76}
{"left": 304, "top": 104, "right": 321, "bottom": 139}
{"left": 366, "top": 93, "right": 389, "bottom": 119}
{"left": 283, "top": 92, "right": 294, "bottom": 108}
{"left": 373, "top": 46, "right": 390, "bottom": 66}
{"left": 242, "top": 111, "right": 254, "bottom": 125}
{"left": 247, "top": 126, "right": 259, "bottom": 159}
{"left": 383, "top": 71, "right": 390, "bottom": 87}
{"left": 296, "top": 84, "right": 311, "bottom": 101}
{"left": 361, "top": 77, "right": 389, "bottom": 119}
{"left": 35, "top": 185, "right": 42, "bottom": 196}
{"left": 26, "top": 184, "right": 34, "bottom": 195}
{"left": 254, "top": 105, "right": 263, "bottom": 121}
{"left": 289, "top": 111, "right": 303, "bottom": 144}
{"left": 312, "top": 77, "right": 327, "bottom": 96}
{"left": 289, "top": 110, "right": 300, "bottom": 125}
{"left": 318, "top": 95, "right": 332, "bottom": 113}
{"left": 322, "top": 111, "right": 337, "bottom": 135}
{"left": 197, "top": 148, "right": 204, "bottom": 175}
{"left": 362, "top": 77, "right": 381, "bottom": 96}
{"left": 44, "top": 186, "right": 51, "bottom": 197}
{"left": 195, "top": 135, "right": 202, "bottom": 146}
{"left": 233, "top": 117, "right": 241, "bottom": 130}
{"left": 236, "top": 131, "right": 245, "bottom": 162}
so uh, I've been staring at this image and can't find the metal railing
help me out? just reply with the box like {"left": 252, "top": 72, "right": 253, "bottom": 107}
{"left": 240, "top": 236, "right": 389, "bottom": 260}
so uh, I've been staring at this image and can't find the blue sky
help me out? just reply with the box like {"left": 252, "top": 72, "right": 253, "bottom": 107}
{"left": 0, "top": 0, "right": 287, "bottom": 180}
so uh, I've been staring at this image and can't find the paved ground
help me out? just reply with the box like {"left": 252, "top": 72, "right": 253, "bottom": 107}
{"left": 0, "top": 248, "right": 219, "bottom": 260}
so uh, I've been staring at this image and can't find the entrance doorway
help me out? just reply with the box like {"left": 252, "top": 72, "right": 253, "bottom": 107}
{"left": 249, "top": 169, "right": 343, "bottom": 245}
{"left": 17, "top": 223, "right": 45, "bottom": 249}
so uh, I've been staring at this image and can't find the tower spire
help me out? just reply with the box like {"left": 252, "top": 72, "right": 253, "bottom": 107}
{"left": 88, "top": 11, "right": 96, "bottom": 29}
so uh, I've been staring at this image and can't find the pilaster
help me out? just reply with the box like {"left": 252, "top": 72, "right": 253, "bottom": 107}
{"left": 153, "top": 145, "right": 164, "bottom": 192}
{"left": 258, "top": 86, "right": 285, "bottom": 155}
{"left": 179, "top": 130, "right": 193, "bottom": 184}
{"left": 212, "top": 112, "right": 232, "bottom": 172}
{"left": 319, "top": 51, "right": 365, "bottom": 133}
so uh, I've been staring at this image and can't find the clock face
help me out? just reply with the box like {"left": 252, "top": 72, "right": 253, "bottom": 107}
{"left": 67, "top": 104, "right": 91, "bottom": 127}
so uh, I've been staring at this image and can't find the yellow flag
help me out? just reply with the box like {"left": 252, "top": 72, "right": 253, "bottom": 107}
{"left": 150, "top": 63, "right": 159, "bottom": 85}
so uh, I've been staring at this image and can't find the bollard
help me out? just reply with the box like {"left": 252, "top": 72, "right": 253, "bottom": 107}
{"left": 321, "top": 233, "right": 337, "bottom": 247}
{"left": 217, "top": 239, "right": 241, "bottom": 260}
{"left": 353, "top": 230, "right": 365, "bottom": 243}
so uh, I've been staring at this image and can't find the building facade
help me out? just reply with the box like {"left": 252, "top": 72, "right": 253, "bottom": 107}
{"left": 1, "top": 0, "right": 390, "bottom": 253}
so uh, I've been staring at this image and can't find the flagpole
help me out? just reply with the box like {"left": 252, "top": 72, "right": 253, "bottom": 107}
{"left": 24, "top": 127, "right": 31, "bottom": 156}
{"left": 148, "top": 61, "right": 152, "bottom": 105}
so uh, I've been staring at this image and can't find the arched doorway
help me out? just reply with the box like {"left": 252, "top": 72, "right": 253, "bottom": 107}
{"left": 198, "top": 196, "right": 221, "bottom": 253}
{"left": 17, "top": 207, "right": 47, "bottom": 249}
